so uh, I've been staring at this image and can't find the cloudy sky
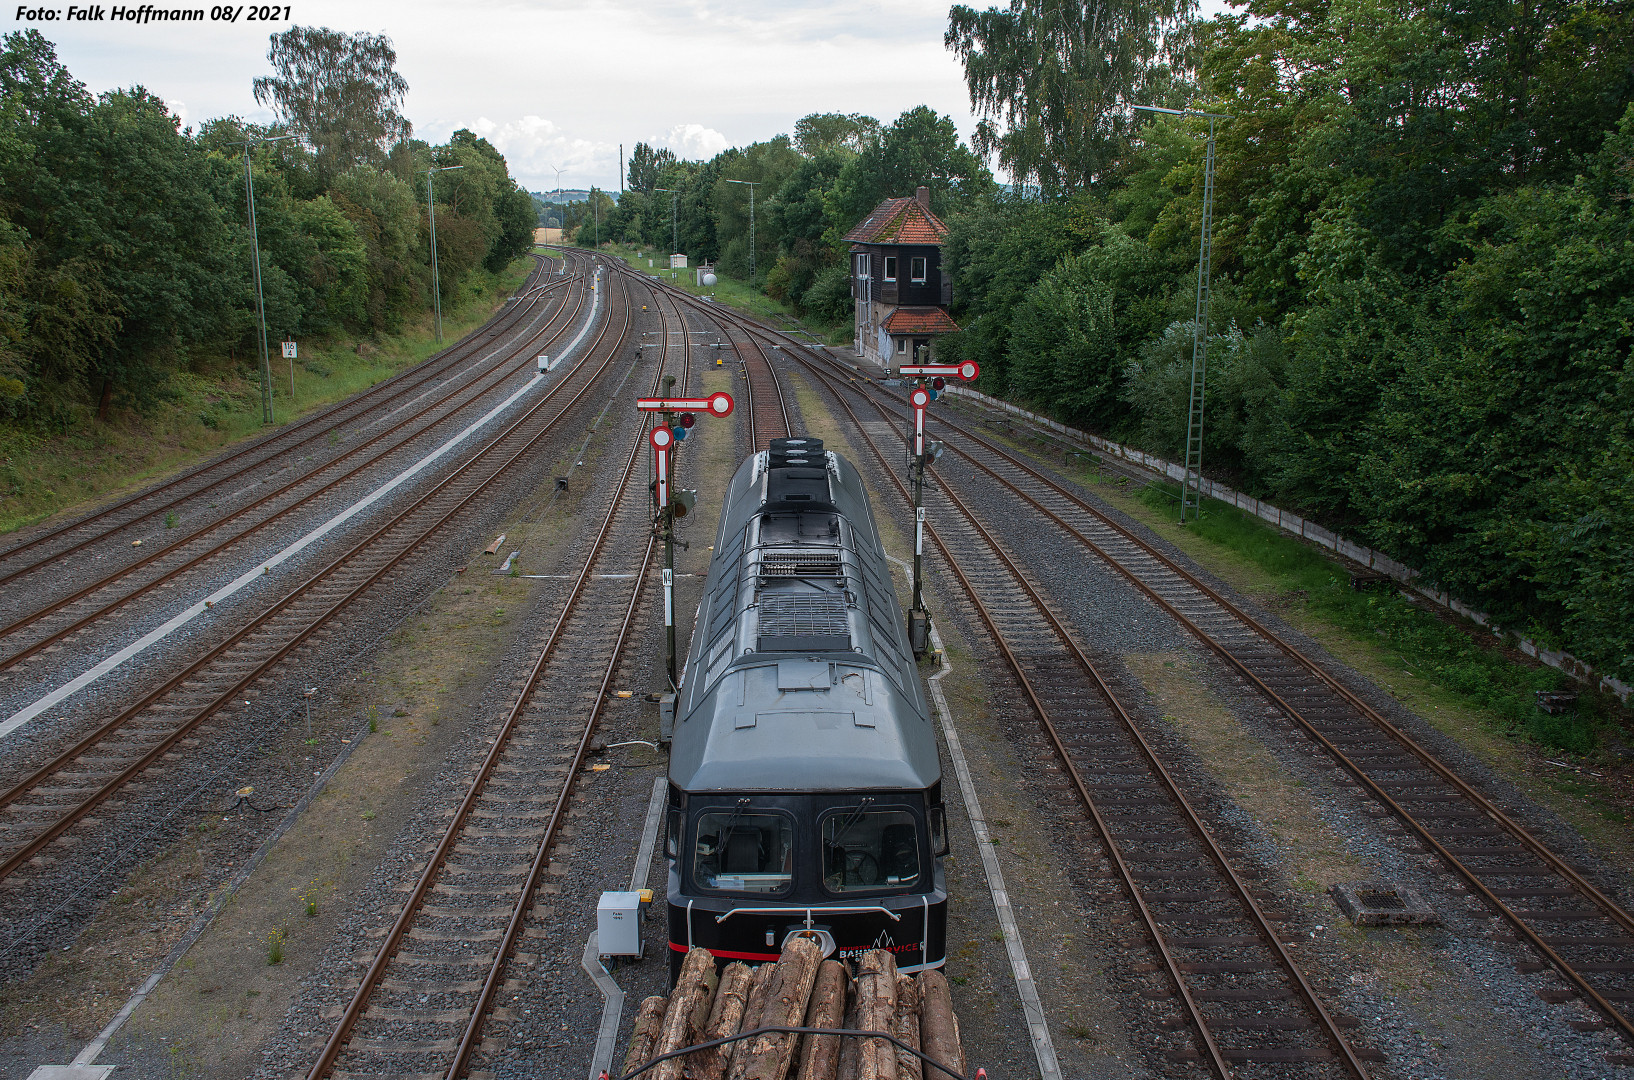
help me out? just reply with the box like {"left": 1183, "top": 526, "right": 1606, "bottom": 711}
{"left": 17, "top": 0, "right": 1229, "bottom": 194}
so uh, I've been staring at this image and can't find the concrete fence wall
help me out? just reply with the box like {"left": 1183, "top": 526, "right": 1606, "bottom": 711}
{"left": 943, "top": 384, "right": 1630, "bottom": 701}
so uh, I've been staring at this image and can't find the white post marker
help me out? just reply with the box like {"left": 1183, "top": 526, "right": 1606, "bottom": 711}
{"left": 282, "top": 340, "right": 297, "bottom": 398}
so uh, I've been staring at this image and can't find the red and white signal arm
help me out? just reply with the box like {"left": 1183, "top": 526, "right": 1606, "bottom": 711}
{"left": 635, "top": 392, "right": 735, "bottom": 418}
{"left": 650, "top": 424, "right": 673, "bottom": 509}
{"left": 909, "top": 387, "right": 931, "bottom": 457}
{"left": 898, "top": 362, "right": 979, "bottom": 381}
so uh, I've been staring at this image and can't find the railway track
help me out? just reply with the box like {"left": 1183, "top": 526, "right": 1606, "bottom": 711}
{"left": 0, "top": 271, "right": 591, "bottom": 682}
{"left": 637, "top": 286, "right": 1634, "bottom": 1052}
{"left": 808, "top": 361, "right": 1634, "bottom": 1058}
{"left": 0, "top": 251, "right": 576, "bottom": 600}
{"left": 302, "top": 276, "right": 721, "bottom": 1080}
{"left": 601, "top": 261, "right": 790, "bottom": 451}
{"left": 791, "top": 355, "right": 1375, "bottom": 1077}
{"left": 0, "top": 264, "right": 631, "bottom": 914}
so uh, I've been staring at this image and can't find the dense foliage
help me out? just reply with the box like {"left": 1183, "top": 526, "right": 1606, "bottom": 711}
{"left": 587, "top": 109, "right": 993, "bottom": 324}
{"left": 595, "top": 0, "right": 1632, "bottom": 684}
{"left": 934, "top": 0, "right": 1633, "bottom": 682}
{"left": 0, "top": 29, "right": 534, "bottom": 428}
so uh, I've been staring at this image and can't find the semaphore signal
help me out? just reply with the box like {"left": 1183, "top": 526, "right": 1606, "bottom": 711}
{"left": 638, "top": 385, "right": 735, "bottom": 689}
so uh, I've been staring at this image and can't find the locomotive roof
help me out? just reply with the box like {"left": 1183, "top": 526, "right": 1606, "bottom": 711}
{"left": 669, "top": 448, "right": 938, "bottom": 793}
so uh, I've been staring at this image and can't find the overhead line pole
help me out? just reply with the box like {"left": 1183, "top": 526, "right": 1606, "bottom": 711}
{"left": 1134, "top": 104, "right": 1231, "bottom": 524}
{"left": 549, "top": 165, "right": 568, "bottom": 239}
{"left": 428, "top": 164, "right": 465, "bottom": 343}
{"left": 241, "top": 132, "right": 295, "bottom": 425}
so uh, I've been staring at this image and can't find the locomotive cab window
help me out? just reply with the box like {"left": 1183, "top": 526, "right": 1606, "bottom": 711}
{"left": 693, "top": 807, "right": 794, "bottom": 895}
{"left": 822, "top": 805, "right": 922, "bottom": 893}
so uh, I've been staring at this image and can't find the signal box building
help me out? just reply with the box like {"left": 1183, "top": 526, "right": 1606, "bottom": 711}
{"left": 846, "top": 186, "right": 957, "bottom": 367}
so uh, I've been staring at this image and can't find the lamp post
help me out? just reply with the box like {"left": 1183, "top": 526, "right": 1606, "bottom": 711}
{"left": 653, "top": 187, "right": 680, "bottom": 256}
{"left": 427, "top": 164, "right": 465, "bottom": 344}
{"left": 1134, "top": 104, "right": 1231, "bottom": 524}
{"left": 241, "top": 132, "right": 295, "bottom": 425}
{"left": 723, "top": 178, "right": 759, "bottom": 282}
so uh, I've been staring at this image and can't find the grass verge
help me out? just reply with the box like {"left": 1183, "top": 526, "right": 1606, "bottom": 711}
{"left": 1131, "top": 480, "right": 1607, "bottom": 754}
{"left": 0, "top": 257, "right": 532, "bottom": 535}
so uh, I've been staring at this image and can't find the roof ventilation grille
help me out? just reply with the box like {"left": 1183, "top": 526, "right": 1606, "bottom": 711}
{"left": 762, "top": 552, "right": 843, "bottom": 579}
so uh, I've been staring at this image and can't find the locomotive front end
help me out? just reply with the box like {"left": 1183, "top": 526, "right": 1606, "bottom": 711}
{"left": 665, "top": 440, "right": 949, "bottom": 980}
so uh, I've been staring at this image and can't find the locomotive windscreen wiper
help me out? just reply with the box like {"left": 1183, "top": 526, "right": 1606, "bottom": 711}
{"left": 826, "top": 796, "right": 875, "bottom": 848}
{"left": 717, "top": 797, "right": 752, "bottom": 848}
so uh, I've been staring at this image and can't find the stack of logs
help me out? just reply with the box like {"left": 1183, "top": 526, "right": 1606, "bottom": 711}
{"left": 619, "top": 936, "right": 965, "bottom": 1080}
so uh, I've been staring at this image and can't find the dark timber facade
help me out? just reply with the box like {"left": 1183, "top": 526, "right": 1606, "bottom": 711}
{"left": 845, "top": 186, "right": 958, "bottom": 367}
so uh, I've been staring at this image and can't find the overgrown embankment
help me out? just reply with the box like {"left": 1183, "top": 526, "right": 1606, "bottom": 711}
{"left": 0, "top": 258, "right": 528, "bottom": 535}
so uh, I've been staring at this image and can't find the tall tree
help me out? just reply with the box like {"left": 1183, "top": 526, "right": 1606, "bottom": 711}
{"left": 946, "top": 0, "right": 1196, "bottom": 190}
{"left": 626, "top": 142, "right": 676, "bottom": 194}
{"left": 253, "top": 26, "right": 411, "bottom": 186}
{"left": 827, "top": 106, "right": 991, "bottom": 225}
{"left": 793, "top": 112, "right": 880, "bottom": 157}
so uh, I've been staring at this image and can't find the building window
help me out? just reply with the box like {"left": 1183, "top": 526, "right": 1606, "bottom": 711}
{"left": 857, "top": 254, "right": 870, "bottom": 280}
{"left": 896, "top": 338, "right": 908, "bottom": 354}
{"left": 910, "top": 257, "right": 927, "bottom": 282}
{"left": 883, "top": 257, "right": 897, "bottom": 282}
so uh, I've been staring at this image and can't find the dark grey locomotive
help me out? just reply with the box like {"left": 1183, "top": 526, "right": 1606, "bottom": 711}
{"left": 665, "top": 437, "right": 948, "bottom": 979}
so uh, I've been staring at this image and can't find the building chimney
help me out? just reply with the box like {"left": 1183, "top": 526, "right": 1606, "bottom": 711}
{"left": 915, "top": 185, "right": 929, "bottom": 209}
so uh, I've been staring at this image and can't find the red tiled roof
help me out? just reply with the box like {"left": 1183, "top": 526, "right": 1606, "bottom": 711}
{"left": 883, "top": 308, "right": 959, "bottom": 335}
{"left": 842, "top": 196, "right": 949, "bottom": 245}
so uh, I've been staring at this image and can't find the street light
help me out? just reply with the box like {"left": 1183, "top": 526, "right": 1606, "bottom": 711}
{"left": 653, "top": 188, "right": 680, "bottom": 256}
{"left": 240, "top": 132, "right": 296, "bottom": 425}
{"left": 1133, "top": 103, "right": 1232, "bottom": 524}
{"left": 723, "top": 178, "right": 759, "bottom": 282}
{"left": 427, "top": 164, "right": 465, "bottom": 344}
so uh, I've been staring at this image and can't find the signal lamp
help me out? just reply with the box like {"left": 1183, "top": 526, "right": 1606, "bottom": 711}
{"left": 672, "top": 489, "right": 697, "bottom": 517}
{"left": 932, "top": 377, "right": 945, "bottom": 390}
{"left": 672, "top": 424, "right": 687, "bottom": 441}
{"left": 680, "top": 412, "right": 696, "bottom": 428}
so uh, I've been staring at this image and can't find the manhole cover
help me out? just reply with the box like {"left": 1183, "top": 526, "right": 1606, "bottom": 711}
{"left": 1330, "top": 882, "right": 1440, "bottom": 926}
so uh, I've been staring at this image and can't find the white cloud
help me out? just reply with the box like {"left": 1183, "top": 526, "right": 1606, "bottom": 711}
{"left": 162, "top": 96, "right": 190, "bottom": 129}
{"left": 460, "top": 114, "right": 615, "bottom": 193}
{"left": 662, "top": 124, "right": 730, "bottom": 161}
{"left": 37, "top": 0, "right": 984, "bottom": 191}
